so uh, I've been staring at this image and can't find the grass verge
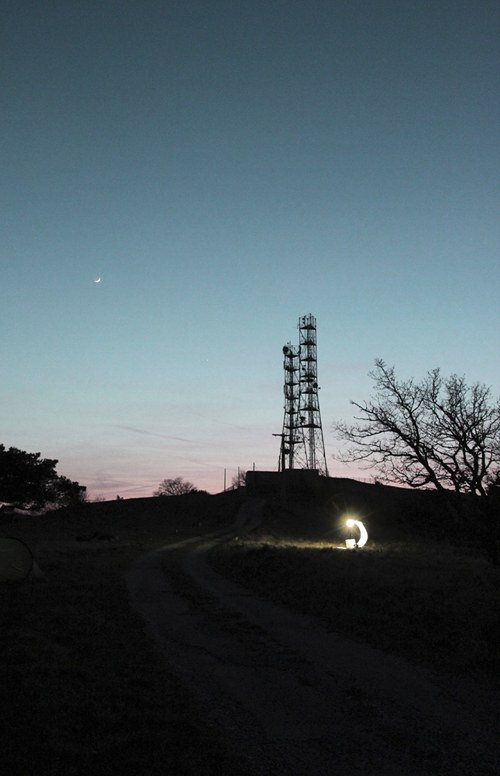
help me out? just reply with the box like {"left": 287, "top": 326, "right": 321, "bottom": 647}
{"left": 209, "top": 533, "right": 500, "bottom": 688}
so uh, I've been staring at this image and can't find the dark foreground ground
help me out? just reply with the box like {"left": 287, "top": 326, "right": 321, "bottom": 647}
{"left": 1, "top": 490, "right": 252, "bottom": 775}
{"left": 1, "top": 481, "right": 499, "bottom": 774}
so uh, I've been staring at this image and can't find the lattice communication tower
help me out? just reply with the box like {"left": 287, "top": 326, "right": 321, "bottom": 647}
{"left": 279, "top": 315, "right": 329, "bottom": 476}
{"left": 280, "top": 342, "right": 300, "bottom": 471}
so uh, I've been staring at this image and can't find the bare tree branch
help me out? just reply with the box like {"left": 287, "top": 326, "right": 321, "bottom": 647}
{"left": 332, "top": 360, "right": 500, "bottom": 496}
{"left": 153, "top": 477, "right": 197, "bottom": 496}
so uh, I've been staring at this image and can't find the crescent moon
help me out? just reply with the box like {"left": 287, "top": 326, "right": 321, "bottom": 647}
{"left": 94, "top": 278, "right": 101, "bottom": 283}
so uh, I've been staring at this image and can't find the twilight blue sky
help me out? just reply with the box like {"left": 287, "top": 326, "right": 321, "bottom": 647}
{"left": 1, "top": 0, "right": 498, "bottom": 498}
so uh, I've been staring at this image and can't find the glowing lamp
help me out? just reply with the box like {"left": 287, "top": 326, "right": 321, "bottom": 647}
{"left": 345, "top": 518, "right": 368, "bottom": 548}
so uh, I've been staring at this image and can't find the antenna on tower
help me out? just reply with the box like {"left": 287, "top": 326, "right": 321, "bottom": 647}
{"left": 278, "top": 315, "right": 329, "bottom": 476}
{"left": 279, "top": 343, "right": 301, "bottom": 471}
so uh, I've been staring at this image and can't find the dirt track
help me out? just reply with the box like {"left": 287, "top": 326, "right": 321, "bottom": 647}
{"left": 126, "top": 500, "right": 500, "bottom": 776}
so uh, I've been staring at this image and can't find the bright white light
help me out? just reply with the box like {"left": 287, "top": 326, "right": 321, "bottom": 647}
{"left": 345, "top": 519, "right": 368, "bottom": 548}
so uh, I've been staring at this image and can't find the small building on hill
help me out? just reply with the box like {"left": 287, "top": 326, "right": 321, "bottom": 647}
{"left": 245, "top": 469, "right": 321, "bottom": 498}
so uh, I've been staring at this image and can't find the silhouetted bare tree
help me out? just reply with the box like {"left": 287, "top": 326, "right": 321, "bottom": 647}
{"left": 231, "top": 469, "right": 246, "bottom": 489}
{"left": 153, "top": 477, "right": 197, "bottom": 496}
{"left": 332, "top": 359, "right": 500, "bottom": 497}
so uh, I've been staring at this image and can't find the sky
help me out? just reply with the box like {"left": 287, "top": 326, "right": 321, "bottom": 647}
{"left": 1, "top": 0, "right": 498, "bottom": 499}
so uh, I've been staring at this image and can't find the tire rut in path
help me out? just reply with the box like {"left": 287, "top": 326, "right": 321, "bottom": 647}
{"left": 126, "top": 525, "right": 500, "bottom": 776}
